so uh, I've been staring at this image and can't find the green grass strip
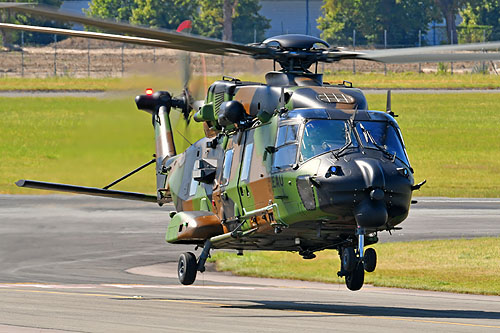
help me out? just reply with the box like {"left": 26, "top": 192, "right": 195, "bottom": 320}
{"left": 0, "top": 97, "right": 156, "bottom": 194}
{"left": 324, "top": 72, "right": 500, "bottom": 89}
{"left": 210, "top": 237, "right": 500, "bottom": 295}
{"left": 3, "top": 72, "right": 500, "bottom": 91}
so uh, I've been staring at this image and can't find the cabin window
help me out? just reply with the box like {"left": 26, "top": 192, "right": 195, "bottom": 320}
{"left": 240, "top": 143, "right": 254, "bottom": 182}
{"left": 301, "top": 120, "right": 350, "bottom": 160}
{"left": 189, "top": 178, "right": 198, "bottom": 196}
{"left": 221, "top": 149, "right": 234, "bottom": 185}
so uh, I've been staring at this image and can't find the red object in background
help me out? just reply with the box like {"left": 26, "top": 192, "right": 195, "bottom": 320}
{"left": 176, "top": 20, "right": 192, "bottom": 33}
{"left": 146, "top": 88, "right": 153, "bottom": 95}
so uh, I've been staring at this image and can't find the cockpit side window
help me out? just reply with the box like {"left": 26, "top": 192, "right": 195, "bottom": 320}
{"left": 285, "top": 125, "right": 298, "bottom": 143}
{"left": 276, "top": 126, "right": 287, "bottom": 147}
{"left": 273, "top": 124, "right": 299, "bottom": 171}
{"left": 276, "top": 124, "right": 298, "bottom": 147}
{"left": 273, "top": 144, "right": 298, "bottom": 171}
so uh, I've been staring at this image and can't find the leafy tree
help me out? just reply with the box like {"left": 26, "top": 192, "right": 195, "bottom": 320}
{"left": 86, "top": 0, "right": 269, "bottom": 43}
{"left": 318, "top": 0, "right": 437, "bottom": 46}
{"left": 460, "top": 0, "right": 500, "bottom": 41}
{"left": 85, "top": 0, "right": 136, "bottom": 23}
{"left": 130, "top": 0, "right": 198, "bottom": 30}
{"left": 0, "top": 0, "right": 68, "bottom": 48}
{"left": 434, "top": 0, "right": 470, "bottom": 44}
{"left": 317, "top": 0, "right": 357, "bottom": 45}
{"left": 86, "top": 0, "right": 197, "bottom": 30}
{"left": 194, "top": 0, "right": 270, "bottom": 43}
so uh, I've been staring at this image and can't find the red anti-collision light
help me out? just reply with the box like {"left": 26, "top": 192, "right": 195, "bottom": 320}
{"left": 145, "top": 88, "right": 154, "bottom": 96}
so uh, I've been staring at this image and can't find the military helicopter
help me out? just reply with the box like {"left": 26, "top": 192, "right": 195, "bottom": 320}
{"left": 4, "top": 4, "right": 500, "bottom": 291}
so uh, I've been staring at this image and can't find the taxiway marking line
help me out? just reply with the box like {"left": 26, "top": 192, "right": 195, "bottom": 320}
{"left": 3, "top": 288, "right": 227, "bottom": 307}
{"left": 1, "top": 288, "right": 499, "bottom": 329}
{"left": 416, "top": 199, "right": 500, "bottom": 203}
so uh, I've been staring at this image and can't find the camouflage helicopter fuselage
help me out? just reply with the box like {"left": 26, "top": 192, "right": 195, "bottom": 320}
{"left": 144, "top": 71, "right": 415, "bottom": 257}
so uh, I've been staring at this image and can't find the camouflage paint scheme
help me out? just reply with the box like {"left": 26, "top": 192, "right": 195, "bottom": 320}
{"left": 149, "top": 71, "right": 414, "bottom": 255}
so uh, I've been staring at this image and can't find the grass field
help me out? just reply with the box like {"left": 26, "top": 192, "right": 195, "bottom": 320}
{"left": 210, "top": 237, "right": 500, "bottom": 295}
{"left": 0, "top": 97, "right": 157, "bottom": 194}
{"left": 324, "top": 72, "right": 500, "bottom": 89}
{"left": 3, "top": 92, "right": 499, "bottom": 197}
{"left": 3, "top": 72, "right": 500, "bottom": 91}
{"left": 0, "top": 76, "right": 182, "bottom": 92}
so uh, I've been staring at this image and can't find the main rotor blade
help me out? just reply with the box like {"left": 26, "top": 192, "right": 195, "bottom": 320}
{"left": 0, "top": 23, "right": 192, "bottom": 51}
{"left": 326, "top": 42, "right": 500, "bottom": 63}
{"left": 357, "top": 51, "right": 500, "bottom": 63}
{"left": 0, "top": 3, "right": 31, "bottom": 8}
{"left": 4, "top": 4, "right": 266, "bottom": 56}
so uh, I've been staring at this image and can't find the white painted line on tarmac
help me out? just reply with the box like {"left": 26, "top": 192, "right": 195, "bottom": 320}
{"left": 415, "top": 199, "right": 500, "bottom": 203}
{"left": 0, "top": 283, "right": 256, "bottom": 291}
{"left": 102, "top": 284, "right": 256, "bottom": 290}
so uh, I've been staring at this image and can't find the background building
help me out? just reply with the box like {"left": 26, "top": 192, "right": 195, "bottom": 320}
{"left": 259, "top": 0, "right": 322, "bottom": 38}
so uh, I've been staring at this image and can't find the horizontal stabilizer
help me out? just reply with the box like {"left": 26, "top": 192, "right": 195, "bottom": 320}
{"left": 16, "top": 179, "right": 157, "bottom": 203}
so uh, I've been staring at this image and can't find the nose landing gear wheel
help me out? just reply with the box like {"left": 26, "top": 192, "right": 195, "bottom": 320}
{"left": 363, "top": 248, "right": 377, "bottom": 272}
{"left": 345, "top": 262, "right": 365, "bottom": 291}
{"left": 178, "top": 252, "right": 197, "bottom": 285}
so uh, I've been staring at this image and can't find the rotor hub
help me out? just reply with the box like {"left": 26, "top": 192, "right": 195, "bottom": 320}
{"left": 253, "top": 34, "right": 332, "bottom": 73}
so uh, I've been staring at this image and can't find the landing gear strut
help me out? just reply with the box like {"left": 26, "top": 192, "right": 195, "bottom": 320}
{"left": 177, "top": 240, "right": 212, "bottom": 285}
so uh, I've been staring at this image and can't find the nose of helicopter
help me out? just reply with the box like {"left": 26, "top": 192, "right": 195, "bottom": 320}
{"left": 353, "top": 159, "right": 388, "bottom": 228}
{"left": 311, "top": 155, "right": 413, "bottom": 230}
{"left": 353, "top": 194, "right": 388, "bottom": 228}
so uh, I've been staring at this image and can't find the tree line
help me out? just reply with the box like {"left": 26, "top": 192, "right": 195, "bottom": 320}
{"left": 318, "top": 0, "right": 500, "bottom": 46}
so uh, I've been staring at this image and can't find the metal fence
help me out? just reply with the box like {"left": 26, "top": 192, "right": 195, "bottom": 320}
{"left": 0, "top": 34, "right": 496, "bottom": 78}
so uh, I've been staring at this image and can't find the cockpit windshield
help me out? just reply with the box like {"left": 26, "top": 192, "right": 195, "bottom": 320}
{"left": 355, "top": 121, "right": 410, "bottom": 166}
{"left": 299, "top": 118, "right": 410, "bottom": 166}
{"left": 301, "top": 120, "right": 353, "bottom": 160}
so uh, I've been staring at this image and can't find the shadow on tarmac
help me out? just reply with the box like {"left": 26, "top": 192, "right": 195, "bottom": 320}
{"left": 113, "top": 298, "right": 500, "bottom": 320}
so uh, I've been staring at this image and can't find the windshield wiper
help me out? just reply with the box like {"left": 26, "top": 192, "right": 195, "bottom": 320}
{"left": 332, "top": 122, "right": 358, "bottom": 158}
{"left": 358, "top": 123, "right": 394, "bottom": 160}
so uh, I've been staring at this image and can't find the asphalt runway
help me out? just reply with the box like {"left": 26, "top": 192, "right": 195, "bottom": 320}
{"left": 0, "top": 194, "right": 499, "bottom": 332}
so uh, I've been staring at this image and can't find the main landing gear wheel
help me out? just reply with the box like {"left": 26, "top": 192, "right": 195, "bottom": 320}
{"left": 178, "top": 252, "right": 197, "bottom": 285}
{"left": 363, "top": 248, "right": 377, "bottom": 273}
{"left": 345, "top": 262, "right": 365, "bottom": 291}
{"left": 342, "top": 247, "right": 356, "bottom": 272}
